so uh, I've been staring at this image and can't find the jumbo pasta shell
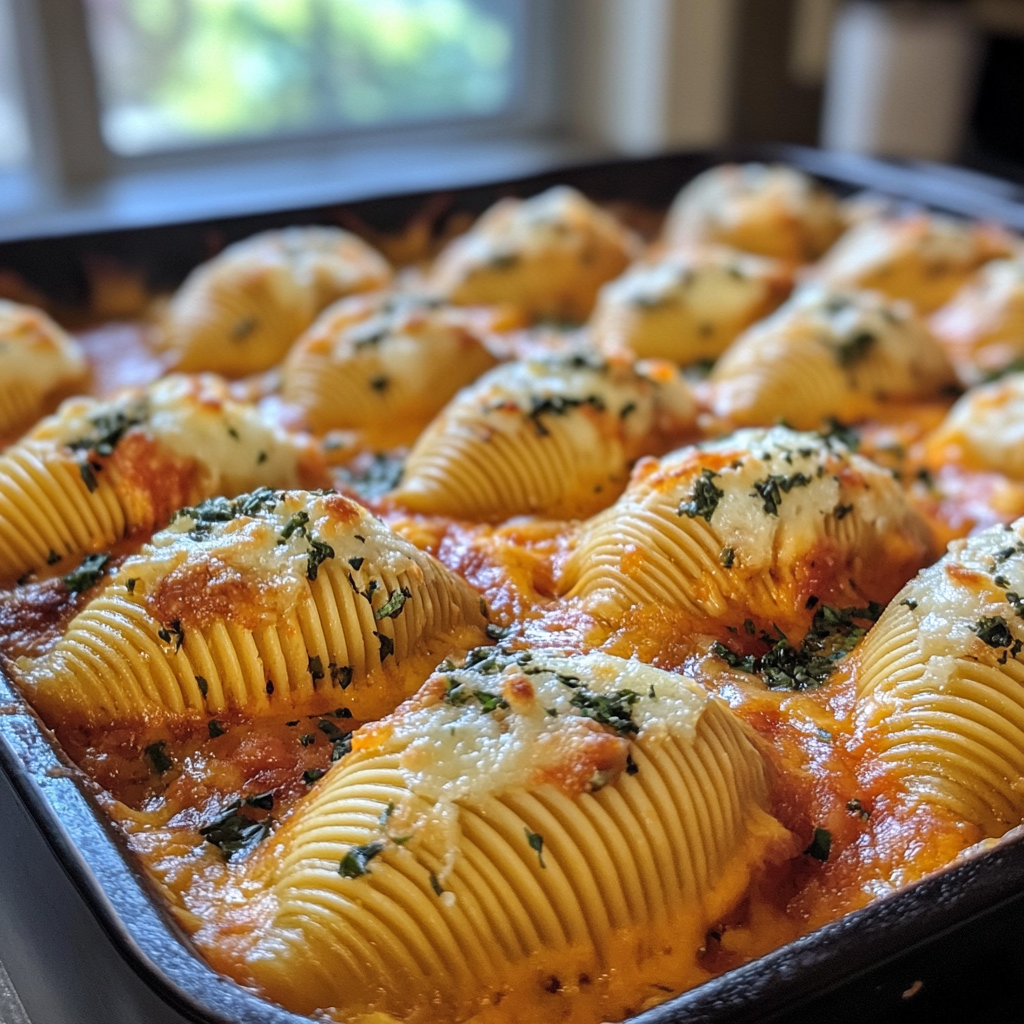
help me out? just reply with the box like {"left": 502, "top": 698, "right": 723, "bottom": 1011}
{"left": 662, "top": 163, "right": 844, "bottom": 263}
{"left": 0, "top": 374, "right": 325, "bottom": 583}
{"left": 814, "top": 213, "right": 1014, "bottom": 313}
{"left": 710, "top": 285, "right": 956, "bottom": 429}
{"left": 924, "top": 372, "right": 1024, "bottom": 481}
{"left": 559, "top": 426, "right": 933, "bottom": 628}
{"left": 19, "top": 490, "right": 487, "bottom": 728}
{"left": 429, "top": 186, "right": 639, "bottom": 322}
{"left": 161, "top": 227, "right": 392, "bottom": 376}
{"left": 281, "top": 293, "right": 502, "bottom": 443}
{"left": 392, "top": 354, "right": 696, "bottom": 521}
{"left": 0, "top": 300, "right": 88, "bottom": 441}
{"left": 237, "top": 650, "right": 792, "bottom": 1022}
{"left": 854, "top": 520, "right": 1024, "bottom": 835}
{"left": 590, "top": 247, "right": 792, "bottom": 364}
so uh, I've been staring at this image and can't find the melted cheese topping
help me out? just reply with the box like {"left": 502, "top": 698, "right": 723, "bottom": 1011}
{"left": 589, "top": 246, "right": 792, "bottom": 363}
{"left": 429, "top": 186, "right": 639, "bottom": 321}
{"left": 393, "top": 353, "right": 696, "bottom": 520}
{"left": 710, "top": 285, "right": 956, "bottom": 429}
{"left": 925, "top": 372, "right": 1024, "bottom": 480}
{"left": 560, "top": 425, "right": 932, "bottom": 625}
{"left": 0, "top": 300, "right": 88, "bottom": 439}
{"left": 162, "top": 227, "right": 392, "bottom": 376}
{"left": 663, "top": 163, "right": 844, "bottom": 262}
{"left": 931, "top": 257, "right": 1024, "bottom": 384}
{"left": 854, "top": 519, "right": 1024, "bottom": 835}
{"left": 814, "top": 213, "right": 1014, "bottom": 313}
{"left": 281, "top": 292, "right": 503, "bottom": 442}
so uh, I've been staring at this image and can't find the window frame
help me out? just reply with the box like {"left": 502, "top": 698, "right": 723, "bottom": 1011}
{"left": 9, "top": 0, "right": 564, "bottom": 191}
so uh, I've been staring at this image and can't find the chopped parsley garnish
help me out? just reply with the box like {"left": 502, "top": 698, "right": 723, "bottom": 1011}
{"left": 171, "top": 488, "right": 280, "bottom": 533}
{"left": 144, "top": 741, "right": 173, "bottom": 774}
{"left": 330, "top": 663, "right": 354, "bottom": 689}
{"left": 265, "top": 680, "right": 274, "bottom": 695}
{"left": 525, "top": 828, "right": 546, "bottom": 868}
{"left": 79, "top": 461, "right": 99, "bottom": 492}
{"left": 974, "top": 615, "right": 1021, "bottom": 659}
{"left": 444, "top": 677, "right": 510, "bottom": 713}
{"left": 678, "top": 469, "right": 724, "bottom": 522}
{"left": 900, "top": 598, "right": 918, "bottom": 610}
{"left": 820, "top": 418, "right": 859, "bottom": 451}
{"left": 804, "top": 827, "right": 832, "bottom": 862}
{"left": 68, "top": 405, "right": 146, "bottom": 457}
{"left": 348, "top": 556, "right": 364, "bottom": 571}
{"left": 208, "top": 720, "right": 226, "bottom": 738}
{"left": 847, "top": 798, "right": 870, "bottom": 821}
{"left": 278, "top": 510, "right": 310, "bottom": 543}
{"left": 337, "top": 452, "right": 405, "bottom": 499}
{"left": 199, "top": 806, "right": 273, "bottom": 859}
{"left": 625, "top": 754, "right": 639, "bottom": 775}
{"left": 317, "top": 718, "right": 352, "bottom": 760}
{"left": 375, "top": 631, "right": 395, "bottom": 661}
{"left": 46, "top": 549, "right": 62, "bottom": 565}
{"left": 303, "top": 768, "right": 325, "bottom": 785}
{"left": 306, "top": 538, "right": 335, "bottom": 580}
{"left": 713, "top": 602, "right": 883, "bottom": 690}
{"left": 308, "top": 655, "right": 325, "bottom": 681}
{"left": 63, "top": 553, "right": 109, "bottom": 595}
{"left": 244, "top": 791, "right": 274, "bottom": 811}
{"left": 158, "top": 620, "right": 185, "bottom": 652}
{"left": 568, "top": 687, "right": 640, "bottom": 736}
{"left": 374, "top": 587, "right": 410, "bottom": 620}
{"left": 300, "top": 733, "right": 315, "bottom": 746}
{"left": 126, "top": 577, "right": 137, "bottom": 594}
{"left": 195, "top": 675, "right": 209, "bottom": 697}
{"left": 752, "top": 472, "right": 812, "bottom": 516}
{"left": 430, "top": 873, "right": 445, "bottom": 897}
{"left": 720, "top": 546, "right": 735, "bottom": 569}
{"left": 339, "top": 840, "right": 386, "bottom": 878}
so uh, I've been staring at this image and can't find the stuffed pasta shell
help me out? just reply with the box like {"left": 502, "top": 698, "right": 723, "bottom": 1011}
{"left": 0, "top": 300, "right": 88, "bottom": 441}
{"left": 391, "top": 354, "right": 696, "bottom": 521}
{"left": 924, "top": 372, "right": 1024, "bottom": 480}
{"left": 281, "top": 292, "right": 503, "bottom": 443}
{"left": 854, "top": 520, "right": 1024, "bottom": 835}
{"left": 930, "top": 257, "right": 1024, "bottom": 385}
{"left": 662, "top": 163, "right": 844, "bottom": 263}
{"left": 237, "top": 649, "right": 792, "bottom": 1022}
{"left": 559, "top": 426, "right": 932, "bottom": 628}
{"left": 589, "top": 247, "right": 792, "bottom": 364}
{"left": 709, "top": 285, "right": 956, "bottom": 430}
{"left": 18, "top": 489, "right": 487, "bottom": 728}
{"left": 0, "top": 374, "right": 325, "bottom": 584}
{"left": 814, "top": 213, "right": 1014, "bottom": 313}
{"left": 428, "top": 186, "right": 639, "bottom": 322}
{"left": 160, "top": 227, "right": 392, "bottom": 376}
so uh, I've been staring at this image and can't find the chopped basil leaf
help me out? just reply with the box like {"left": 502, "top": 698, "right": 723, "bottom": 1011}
{"left": 339, "top": 840, "right": 386, "bottom": 878}
{"left": 720, "top": 546, "right": 735, "bottom": 569}
{"left": 195, "top": 675, "right": 209, "bottom": 697}
{"left": 525, "top": 828, "right": 546, "bottom": 868}
{"left": 429, "top": 873, "right": 445, "bottom": 897}
{"left": 374, "top": 587, "right": 410, "bottom": 620}
{"left": 330, "top": 662, "right": 354, "bottom": 689}
{"left": 303, "top": 768, "right": 326, "bottom": 785}
{"left": 804, "top": 827, "right": 832, "bottom": 862}
{"left": 157, "top": 619, "right": 185, "bottom": 652}
{"left": 306, "top": 538, "right": 335, "bottom": 580}
{"left": 63, "top": 553, "right": 110, "bottom": 595}
{"left": 200, "top": 808, "right": 272, "bottom": 859}
{"left": 308, "top": 655, "right": 324, "bottom": 681}
{"left": 144, "top": 741, "right": 172, "bottom": 774}
{"left": 244, "top": 791, "right": 274, "bottom": 811}
{"left": 678, "top": 469, "right": 724, "bottom": 522}
{"left": 208, "top": 720, "right": 226, "bottom": 738}
{"left": 568, "top": 688, "right": 640, "bottom": 736}
{"left": 375, "top": 631, "right": 395, "bottom": 661}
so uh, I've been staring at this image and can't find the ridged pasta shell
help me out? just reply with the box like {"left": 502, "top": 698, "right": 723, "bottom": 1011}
{"left": 281, "top": 292, "right": 504, "bottom": 443}
{"left": 662, "top": 163, "right": 844, "bottom": 263}
{"left": 0, "top": 300, "right": 88, "bottom": 441}
{"left": 238, "top": 649, "right": 792, "bottom": 1021}
{"left": 428, "top": 186, "right": 640, "bottom": 322}
{"left": 930, "top": 258, "right": 1024, "bottom": 386}
{"left": 391, "top": 353, "right": 697, "bottom": 521}
{"left": 559, "top": 426, "right": 932, "bottom": 626}
{"left": 161, "top": 227, "right": 392, "bottom": 376}
{"left": 924, "top": 372, "right": 1024, "bottom": 480}
{"left": 814, "top": 213, "right": 1014, "bottom": 313}
{"left": 19, "top": 490, "right": 487, "bottom": 728}
{"left": 0, "top": 374, "right": 325, "bottom": 583}
{"left": 710, "top": 285, "right": 956, "bottom": 429}
{"left": 589, "top": 246, "right": 792, "bottom": 364}
{"left": 854, "top": 519, "right": 1024, "bottom": 835}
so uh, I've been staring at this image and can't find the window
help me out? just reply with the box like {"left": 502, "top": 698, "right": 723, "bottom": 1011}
{"left": 82, "top": 0, "right": 523, "bottom": 156}
{"left": 0, "top": 0, "right": 31, "bottom": 171}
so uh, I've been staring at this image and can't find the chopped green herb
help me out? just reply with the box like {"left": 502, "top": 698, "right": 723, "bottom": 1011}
{"left": 348, "top": 556, "right": 365, "bottom": 571}
{"left": 752, "top": 472, "right": 813, "bottom": 516}
{"left": 833, "top": 503, "right": 854, "bottom": 521}
{"left": 847, "top": 798, "right": 870, "bottom": 821}
{"left": 430, "top": 873, "right": 445, "bottom": 896}
{"left": 195, "top": 675, "right": 209, "bottom": 698}
{"left": 804, "top": 827, "right": 832, "bottom": 862}
{"left": 525, "top": 828, "right": 546, "bottom": 868}
{"left": 208, "top": 720, "right": 226, "bottom": 738}
{"left": 158, "top": 620, "right": 185, "bottom": 652}
{"left": 68, "top": 406, "right": 146, "bottom": 458}
{"left": 306, "top": 538, "right": 335, "bottom": 580}
{"left": 303, "top": 768, "right": 326, "bottom": 785}
{"left": 720, "top": 546, "right": 735, "bottom": 569}
{"left": 265, "top": 680, "right": 274, "bottom": 695}
{"left": 79, "top": 461, "right": 99, "bottom": 492}
{"left": 126, "top": 577, "right": 138, "bottom": 594}
{"left": 317, "top": 719, "right": 352, "bottom": 760}
{"left": 376, "top": 631, "right": 395, "bottom": 661}
{"left": 712, "top": 642, "right": 758, "bottom": 674}
{"left": 278, "top": 510, "right": 309, "bottom": 543}
{"left": 46, "top": 549, "right": 62, "bottom": 565}
{"left": 63, "top": 553, "right": 109, "bottom": 595}
{"left": 975, "top": 616, "right": 1021, "bottom": 656}
{"left": 568, "top": 688, "right": 640, "bottom": 736}
{"left": 820, "top": 418, "right": 859, "bottom": 452}
{"left": 339, "top": 840, "right": 386, "bottom": 878}
{"left": 300, "top": 733, "right": 315, "bottom": 747}
{"left": 900, "top": 598, "right": 918, "bottom": 610}
{"left": 144, "top": 741, "right": 172, "bottom": 774}
{"left": 308, "top": 655, "right": 324, "bottom": 681}
{"left": 374, "top": 587, "right": 410, "bottom": 620}
{"left": 244, "top": 791, "right": 274, "bottom": 811}
{"left": 625, "top": 754, "right": 639, "bottom": 775}
{"left": 330, "top": 663, "right": 354, "bottom": 689}
{"left": 200, "top": 807, "right": 272, "bottom": 859}
{"left": 678, "top": 469, "right": 724, "bottom": 523}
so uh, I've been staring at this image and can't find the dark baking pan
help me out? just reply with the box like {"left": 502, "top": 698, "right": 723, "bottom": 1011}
{"left": 2, "top": 145, "right": 1024, "bottom": 1024}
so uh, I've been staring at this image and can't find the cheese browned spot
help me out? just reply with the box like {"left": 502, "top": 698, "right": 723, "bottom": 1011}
{"left": 234, "top": 649, "right": 793, "bottom": 1022}
{"left": 17, "top": 489, "right": 488, "bottom": 728}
